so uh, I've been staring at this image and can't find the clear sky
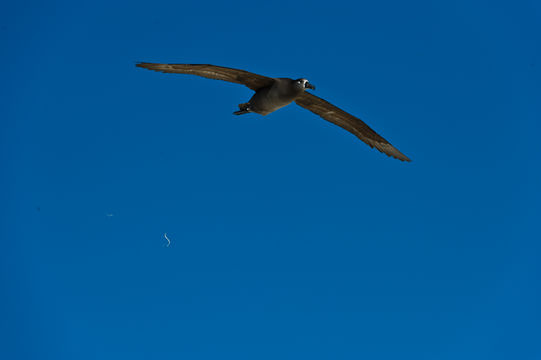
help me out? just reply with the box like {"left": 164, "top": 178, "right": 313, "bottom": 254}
{"left": 1, "top": 0, "right": 540, "bottom": 359}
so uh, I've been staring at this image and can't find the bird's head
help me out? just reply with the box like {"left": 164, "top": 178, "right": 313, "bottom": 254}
{"left": 294, "top": 78, "right": 316, "bottom": 91}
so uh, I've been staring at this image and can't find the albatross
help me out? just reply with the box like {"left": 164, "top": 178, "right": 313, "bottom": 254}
{"left": 136, "top": 63, "right": 410, "bottom": 162}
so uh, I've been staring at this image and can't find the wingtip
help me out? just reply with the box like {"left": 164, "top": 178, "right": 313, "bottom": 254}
{"left": 387, "top": 154, "right": 411, "bottom": 162}
{"left": 398, "top": 154, "right": 412, "bottom": 162}
{"left": 393, "top": 153, "right": 411, "bottom": 162}
{"left": 376, "top": 143, "right": 411, "bottom": 162}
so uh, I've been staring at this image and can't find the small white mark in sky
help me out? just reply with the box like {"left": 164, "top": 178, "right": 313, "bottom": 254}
{"left": 106, "top": 213, "right": 114, "bottom": 217}
{"left": 164, "top": 233, "right": 171, "bottom": 247}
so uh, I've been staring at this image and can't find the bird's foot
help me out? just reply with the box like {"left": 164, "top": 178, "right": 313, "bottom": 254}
{"left": 233, "top": 103, "right": 251, "bottom": 115}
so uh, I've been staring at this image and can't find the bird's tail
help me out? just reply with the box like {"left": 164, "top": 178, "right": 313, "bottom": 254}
{"left": 233, "top": 103, "right": 251, "bottom": 115}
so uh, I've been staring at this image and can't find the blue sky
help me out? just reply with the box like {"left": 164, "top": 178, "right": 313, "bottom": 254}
{"left": 1, "top": 0, "right": 540, "bottom": 359}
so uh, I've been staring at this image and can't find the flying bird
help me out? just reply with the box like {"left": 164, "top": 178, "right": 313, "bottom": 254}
{"left": 136, "top": 63, "right": 410, "bottom": 161}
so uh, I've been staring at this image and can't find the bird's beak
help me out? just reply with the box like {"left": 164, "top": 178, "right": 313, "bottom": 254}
{"left": 305, "top": 82, "right": 316, "bottom": 90}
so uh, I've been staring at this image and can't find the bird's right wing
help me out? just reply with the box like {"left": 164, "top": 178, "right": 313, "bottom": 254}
{"left": 295, "top": 92, "right": 411, "bottom": 161}
{"left": 136, "top": 63, "right": 275, "bottom": 91}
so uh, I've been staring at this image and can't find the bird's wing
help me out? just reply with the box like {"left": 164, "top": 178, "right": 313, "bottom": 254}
{"left": 136, "top": 63, "right": 274, "bottom": 91}
{"left": 295, "top": 92, "right": 411, "bottom": 162}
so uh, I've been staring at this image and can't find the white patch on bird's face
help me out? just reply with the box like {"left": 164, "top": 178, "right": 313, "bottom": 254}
{"left": 295, "top": 78, "right": 310, "bottom": 89}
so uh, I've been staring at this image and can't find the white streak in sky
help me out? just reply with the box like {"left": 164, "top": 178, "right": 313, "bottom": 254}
{"left": 164, "top": 233, "right": 171, "bottom": 247}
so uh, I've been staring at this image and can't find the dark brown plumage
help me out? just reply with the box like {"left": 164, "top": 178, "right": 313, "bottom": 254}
{"left": 136, "top": 62, "right": 411, "bottom": 161}
{"left": 136, "top": 63, "right": 274, "bottom": 91}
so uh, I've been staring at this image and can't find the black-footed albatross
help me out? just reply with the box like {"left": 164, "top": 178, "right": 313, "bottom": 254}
{"left": 136, "top": 63, "right": 410, "bottom": 162}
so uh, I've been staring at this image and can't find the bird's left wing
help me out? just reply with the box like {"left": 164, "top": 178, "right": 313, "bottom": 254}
{"left": 136, "top": 63, "right": 274, "bottom": 91}
{"left": 295, "top": 92, "right": 411, "bottom": 161}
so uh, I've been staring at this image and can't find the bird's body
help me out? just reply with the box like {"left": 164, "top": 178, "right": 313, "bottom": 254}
{"left": 136, "top": 63, "right": 411, "bottom": 161}
{"left": 243, "top": 78, "right": 306, "bottom": 115}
